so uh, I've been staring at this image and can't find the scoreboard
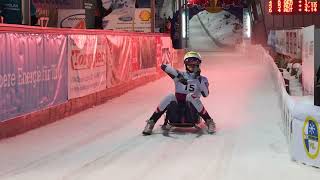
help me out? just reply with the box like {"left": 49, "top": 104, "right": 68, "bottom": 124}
{"left": 268, "top": 0, "right": 319, "bottom": 14}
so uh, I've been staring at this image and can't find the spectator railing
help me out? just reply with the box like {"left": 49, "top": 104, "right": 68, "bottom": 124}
{"left": 254, "top": 45, "right": 320, "bottom": 168}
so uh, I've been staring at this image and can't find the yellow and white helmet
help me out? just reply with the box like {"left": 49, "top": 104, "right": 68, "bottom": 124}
{"left": 183, "top": 51, "right": 202, "bottom": 65}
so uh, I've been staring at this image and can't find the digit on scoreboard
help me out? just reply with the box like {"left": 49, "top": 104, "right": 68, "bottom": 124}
{"left": 268, "top": 0, "right": 319, "bottom": 14}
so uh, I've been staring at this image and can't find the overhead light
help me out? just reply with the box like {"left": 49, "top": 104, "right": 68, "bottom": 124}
{"left": 243, "top": 9, "right": 251, "bottom": 39}
{"left": 182, "top": 11, "right": 186, "bottom": 38}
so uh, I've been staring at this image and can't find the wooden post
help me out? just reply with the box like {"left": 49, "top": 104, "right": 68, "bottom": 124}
{"left": 21, "top": 0, "right": 31, "bottom": 25}
{"left": 151, "top": 0, "right": 155, "bottom": 32}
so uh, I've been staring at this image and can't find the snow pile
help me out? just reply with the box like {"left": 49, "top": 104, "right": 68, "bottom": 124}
{"left": 194, "top": 10, "right": 243, "bottom": 45}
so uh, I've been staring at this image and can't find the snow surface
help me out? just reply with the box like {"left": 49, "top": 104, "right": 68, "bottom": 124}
{"left": 196, "top": 10, "right": 243, "bottom": 46}
{"left": 188, "top": 13, "right": 220, "bottom": 51}
{"left": 188, "top": 10, "right": 242, "bottom": 50}
{"left": 0, "top": 51, "right": 320, "bottom": 180}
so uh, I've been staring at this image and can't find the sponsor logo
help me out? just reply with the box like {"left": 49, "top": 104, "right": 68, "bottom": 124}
{"left": 139, "top": 10, "right": 151, "bottom": 21}
{"left": 303, "top": 116, "right": 320, "bottom": 159}
{"left": 71, "top": 46, "right": 106, "bottom": 70}
{"left": 118, "top": 16, "right": 133, "bottom": 21}
{"left": 60, "top": 14, "right": 86, "bottom": 28}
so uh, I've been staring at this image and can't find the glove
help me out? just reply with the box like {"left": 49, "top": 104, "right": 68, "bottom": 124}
{"left": 177, "top": 73, "right": 188, "bottom": 85}
{"left": 194, "top": 66, "right": 201, "bottom": 77}
{"left": 160, "top": 64, "right": 166, "bottom": 71}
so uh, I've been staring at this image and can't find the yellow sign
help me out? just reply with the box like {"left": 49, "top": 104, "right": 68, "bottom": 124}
{"left": 139, "top": 10, "right": 151, "bottom": 21}
{"left": 303, "top": 116, "right": 320, "bottom": 159}
{"left": 134, "top": 8, "right": 151, "bottom": 32}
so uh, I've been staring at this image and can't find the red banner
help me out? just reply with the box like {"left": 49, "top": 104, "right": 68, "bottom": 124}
{"left": 105, "top": 35, "right": 132, "bottom": 88}
{"left": 131, "top": 36, "right": 158, "bottom": 79}
{"left": 68, "top": 35, "right": 107, "bottom": 99}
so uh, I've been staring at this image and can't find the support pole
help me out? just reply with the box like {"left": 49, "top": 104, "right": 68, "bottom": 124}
{"left": 178, "top": 0, "right": 182, "bottom": 48}
{"left": 151, "top": 0, "right": 155, "bottom": 32}
{"left": 21, "top": 0, "right": 31, "bottom": 25}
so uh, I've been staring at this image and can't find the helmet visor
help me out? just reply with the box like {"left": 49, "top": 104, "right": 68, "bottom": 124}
{"left": 184, "top": 57, "right": 201, "bottom": 65}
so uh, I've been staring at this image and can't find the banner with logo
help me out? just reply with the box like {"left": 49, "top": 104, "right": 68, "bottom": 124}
{"left": 102, "top": 0, "right": 136, "bottom": 31}
{"left": 134, "top": 8, "right": 152, "bottom": 32}
{"left": 57, "top": 9, "right": 86, "bottom": 29}
{"left": 102, "top": 0, "right": 136, "bottom": 17}
{"left": 103, "top": 14, "right": 134, "bottom": 31}
{"left": 0, "top": 33, "right": 68, "bottom": 121}
{"left": 302, "top": 25, "right": 315, "bottom": 96}
{"left": 269, "top": 29, "right": 302, "bottom": 60}
{"left": 291, "top": 110, "right": 320, "bottom": 167}
{"left": 105, "top": 35, "right": 132, "bottom": 88}
{"left": 68, "top": 35, "right": 107, "bottom": 99}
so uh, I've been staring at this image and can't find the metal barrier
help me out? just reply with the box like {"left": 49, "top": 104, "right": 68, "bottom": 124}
{"left": 255, "top": 45, "right": 320, "bottom": 168}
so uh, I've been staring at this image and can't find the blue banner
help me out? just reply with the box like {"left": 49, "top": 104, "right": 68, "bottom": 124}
{"left": 0, "top": 33, "right": 68, "bottom": 121}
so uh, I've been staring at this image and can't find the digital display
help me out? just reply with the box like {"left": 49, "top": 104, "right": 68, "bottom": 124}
{"left": 268, "top": 0, "right": 319, "bottom": 14}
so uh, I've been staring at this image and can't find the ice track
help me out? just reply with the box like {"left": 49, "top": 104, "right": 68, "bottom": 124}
{"left": 1, "top": 52, "right": 319, "bottom": 180}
